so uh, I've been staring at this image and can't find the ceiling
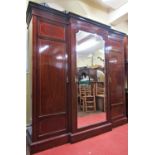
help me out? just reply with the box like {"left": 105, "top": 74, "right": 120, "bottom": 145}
{"left": 27, "top": 0, "right": 127, "bottom": 10}
{"left": 27, "top": 0, "right": 128, "bottom": 33}
{"left": 100, "top": 0, "right": 127, "bottom": 10}
{"left": 85, "top": 0, "right": 128, "bottom": 28}
{"left": 83, "top": 0, "right": 127, "bottom": 10}
{"left": 76, "top": 30, "right": 104, "bottom": 55}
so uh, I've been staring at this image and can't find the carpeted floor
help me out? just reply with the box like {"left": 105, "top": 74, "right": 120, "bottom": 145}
{"left": 33, "top": 124, "right": 128, "bottom": 155}
{"left": 78, "top": 112, "right": 106, "bottom": 128}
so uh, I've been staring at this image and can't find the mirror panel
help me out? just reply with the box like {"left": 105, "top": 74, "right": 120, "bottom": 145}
{"left": 76, "top": 30, "right": 107, "bottom": 128}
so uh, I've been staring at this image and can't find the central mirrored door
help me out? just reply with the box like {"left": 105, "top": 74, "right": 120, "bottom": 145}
{"left": 75, "top": 30, "right": 107, "bottom": 128}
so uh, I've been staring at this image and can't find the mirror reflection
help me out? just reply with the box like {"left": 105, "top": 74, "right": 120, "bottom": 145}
{"left": 76, "top": 30, "right": 107, "bottom": 128}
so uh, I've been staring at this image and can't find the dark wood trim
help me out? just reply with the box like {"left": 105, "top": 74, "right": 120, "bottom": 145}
{"left": 26, "top": 1, "right": 67, "bottom": 24}
{"left": 125, "top": 89, "right": 128, "bottom": 118}
{"left": 68, "top": 12, "right": 110, "bottom": 30}
{"left": 70, "top": 123, "right": 112, "bottom": 143}
{"left": 38, "top": 129, "right": 67, "bottom": 138}
{"left": 69, "top": 19, "right": 78, "bottom": 133}
{"left": 38, "top": 112, "right": 66, "bottom": 119}
{"left": 104, "top": 33, "right": 112, "bottom": 123}
{"left": 27, "top": 131, "right": 69, "bottom": 154}
{"left": 111, "top": 102, "right": 123, "bottom": 107}
{"left": 112, "top": 114, "right": 124, "bottom": 120}
{"left": 66, "top": 20, "right": 73, "bottom": 133}
{"left": 38, "top": 35, "right": 66, "bottom": 43}
{"left": 124, "top": 36, "right": 128, "bottom": 118}
{"left": 112, "top": 117, "right": 128, "bottom": 128}
{"left": 77, "top": 121, "right": 110, "bottom": 132}
{"left": 32, "top": 15, "right": 38, "bottom": 142}
{"left": 26, "top": 2, "right": 127, "bottom": 37}
{"left": 108, "top": 29, "right": 126, "bottom": 37}
{"left": 32, "top": 8, "right": 68, "bottom": 24}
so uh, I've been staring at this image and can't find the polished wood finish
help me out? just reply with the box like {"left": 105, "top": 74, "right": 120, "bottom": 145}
{"left": 27, "top": 2, "right": 127, "bottom": 154}
{"left": 37, "top": 39, "right": 67, "bottom": 115}
{"left": 38, "top": 19, "right": 65, "bottom": 41}
{"left": 124, "top": 36, "right": 128, "bottom": 117}
{"left": 69, "top": 16, "right": 111, "bottom": 135}
{"left": 27, "top": 132, "right": 69, "bottom": 154}
{"left": 108, "top": 32, "right": 127, "bottom": 126}
{"left": 36, "top": 24, "right": 68, "bottom": 141}
{"left": 27, "top": 2, "right": 69, "bottom": 154}
{"left": 124, "top": 36, "right": 128, "bottom": 63}
{"left": 70, "top": 123, "right": 112, "bottom": 143}
{"left": 26, "top": 2, "right": 67, "bottom": 25}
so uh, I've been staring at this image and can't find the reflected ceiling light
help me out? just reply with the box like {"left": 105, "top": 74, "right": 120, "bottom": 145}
{"left": 65, "top": 54, "right": 68, "bottom": 59}
{"left": 56, "top": 54, "right": 68, "bottom": 60}
{"left": 56, "top": 55, "right": 63, "bottom": 60}
{"left": 39, "top": 45, "right": 49, "bottom": 53}
{"left": 106, "top": 46, "right": 112, "bottom": 50}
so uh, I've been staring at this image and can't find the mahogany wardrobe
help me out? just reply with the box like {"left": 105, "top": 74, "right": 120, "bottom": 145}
{"left": 26, "top": 2, "right": 128, "bottom": 154}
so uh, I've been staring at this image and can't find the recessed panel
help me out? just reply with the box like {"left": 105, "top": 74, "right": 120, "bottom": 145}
{"left": 38, "top": 115, "right": 67, "bottom": 136}
{"left": 38, "top": 20, "right": 65, "bottom": 40}
{"left": 111, "top": 104, "right": 124, "bottom": 119}
{"left": 109, "top": 39, "right": 122, "bottom": 50}
{"left": 108, "top": 35, "right": 125, "bottom": 122}
{"left": 38, "top": 39, "right": 67, "bottom": 115}
{"left": 109, "top": 51, "right": 123, "bottom": 64}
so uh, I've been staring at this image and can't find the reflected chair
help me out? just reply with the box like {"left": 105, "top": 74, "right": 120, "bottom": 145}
{"left": 79, "top": 85, "right": 86, "bottom": 111}
{"left": 79, "top": 84, "right": 96, "bottom": 112}
{"left": 95, "top": 82, "right": 106, "bottom": 111}
{"left": 96, "top": 82, "right": 104, "bottom": 96}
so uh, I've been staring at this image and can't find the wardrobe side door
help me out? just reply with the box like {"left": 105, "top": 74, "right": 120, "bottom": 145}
{"left": 108, "top": 35, "right": 126, "bottom": 125}
{"left": 36, "top": 19, "right": 68, "bottom": 140}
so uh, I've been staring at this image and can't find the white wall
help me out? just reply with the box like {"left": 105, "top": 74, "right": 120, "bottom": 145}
{"left": 112, "top": 21, "right": 128, "bottom": 34}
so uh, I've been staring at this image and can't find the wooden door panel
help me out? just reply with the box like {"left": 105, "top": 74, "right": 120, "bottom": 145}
{"left": 108, "top": 36, "right": 125, "bottom": 121}
{"left": 109, "top": 51, "right": 123, "bottom": 64}
{"left": 38, "top": 114, "right": 67, "bottom": 137}
{"left": 111, "top": 104, "right": 124, "bottom": 119}
{"left": 38, "top": 39, "right": 67, "bottom": 116}
{"left": 109, "top": 66, "right": 124, "bottom": 96}
{"left": 109, "top": 39, "right": 122, "bottom": 49}
{"left": 38, "top": 19, "right": 65, "bottom": 41}
{"left": 111, "top": 95, "right": 123, "bottom": 104}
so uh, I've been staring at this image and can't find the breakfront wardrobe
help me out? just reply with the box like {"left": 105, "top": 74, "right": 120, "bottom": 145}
{"left": 26, "top": 2, "right": 127, "bottom": 154}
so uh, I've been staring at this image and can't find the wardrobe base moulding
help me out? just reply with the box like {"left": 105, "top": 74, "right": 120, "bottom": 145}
{"left": 26, "top": 131, "right": 70, "bottom": 154}
{"left": 112, "top": 117, "right": 128, "bottom": 128}
{"left": 70, "top": 122, "right": 112, "bottom": 143}
{"left": 26, "top": 122, "right": 112, "bottom": 154}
